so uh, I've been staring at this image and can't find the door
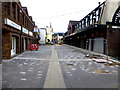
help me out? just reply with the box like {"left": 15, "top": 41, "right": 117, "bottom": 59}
{"left": 11, "top": 37, "right": 16, "bottom": 56}
{"left": 24, "top": 38, "right": 27, "bottom": 51}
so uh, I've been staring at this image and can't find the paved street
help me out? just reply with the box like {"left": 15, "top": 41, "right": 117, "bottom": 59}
{"left": 2, "top": 44, "right": 119, "bottom": 89}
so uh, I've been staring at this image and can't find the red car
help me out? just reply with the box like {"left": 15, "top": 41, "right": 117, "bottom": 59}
{"left": 29, "top": 44, "right": 39, "bottom": 51}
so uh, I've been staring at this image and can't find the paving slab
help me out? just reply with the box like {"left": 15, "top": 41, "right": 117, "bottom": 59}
{"left": 2, "top": 59, "right": 49, "bottom": 88}
{"left": 2, "top": 45, "right": 119, "bottom": 89}
{"left": 60, "top": 60, "right": 119, "bottom": 88}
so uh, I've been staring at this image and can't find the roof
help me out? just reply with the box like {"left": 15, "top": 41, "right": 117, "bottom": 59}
{"left": 69, "top": 20, "right": 80, "bottom": 25}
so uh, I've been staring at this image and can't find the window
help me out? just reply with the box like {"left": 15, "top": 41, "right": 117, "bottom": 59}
{"left": 87, "top": 16, "right": 90, "bottom": 26}
{"left": 12, "top": 3, "right": 16, "bottom": 19}
{"left": 17, "top": 8, "right": 20, "bottom": 22}
{"left": 76, "top": 24, "right": 79, "bottom": 28}
{"left": 22, "top": 14, "right": 24, "bottom": 25}
{"left": 96, "top": 8, "right": 101, "bottom": 23}
{"left": 79, "top": 22, "right": 82, "bottom": 29}
{"left": 85, "top": 18, "right": 88, "bottom": 26}
{"left": 82, "top": 20, "right": 84, "bottom": 28}
{"left": 90, "top": 14, "right": 93, "bottom": 25}
{"left": 4, "top": 2, "right": 10, "bottom": 15}
{"left": 25, "top": 17, "right": 26, "bottom": 26}
{"left": 93, "top": 13, "right": 96, "bottom": 24}
{"left": 27, "top": 19, "right": 28, "bottom": 28}
{"left": 96, "top": 10, "right": 99, "bottom": 22}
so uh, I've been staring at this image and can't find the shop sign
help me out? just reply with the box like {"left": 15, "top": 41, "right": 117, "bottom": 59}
{"left": 112, "top": 26, "right": 120, "bottom": 29}
{"left": 29, "top": 31, "right": 33, "bottom": 36}
{"left": 4, "top": 18, "right": 21, "bottom": 30}
{"left": 22, "top": 27, "right": 28, "bottom": 34}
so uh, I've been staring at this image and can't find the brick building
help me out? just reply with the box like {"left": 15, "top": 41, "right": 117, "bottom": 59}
{"left": 2, "top": 1, "right": 38, "bottom": 59}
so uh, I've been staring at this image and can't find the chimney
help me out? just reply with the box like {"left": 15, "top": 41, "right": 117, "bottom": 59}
{"left": 98, "top": 2, "right": 101, "bottom": 5}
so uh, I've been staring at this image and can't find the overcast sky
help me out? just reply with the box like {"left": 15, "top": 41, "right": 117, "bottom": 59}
{"left": 20, "top": 0, "right": 106, "bottom": 33}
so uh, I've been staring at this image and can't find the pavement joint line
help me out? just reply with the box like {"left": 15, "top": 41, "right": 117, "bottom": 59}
{"left": 10, "top": 57, "right": 120, "bottom": 64}
{"left": 3, "top": 57, "right": 92, "bottom": 62}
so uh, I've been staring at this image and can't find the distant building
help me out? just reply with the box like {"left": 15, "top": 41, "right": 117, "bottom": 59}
{"left": 46, "top": 23, "right": 53, "bottom": 43}
{"left": 34, "top": 26, "right": 41, "bottom": 44}
{"left": 57, "top": 33, "right": 64, "bottom": 41}
{"left": 67, "top": 20, "right": 80, "bottom": 35}
{"left": 52, "top": 32, "right": 64, "bottom": 43}
{"left": 39, "top": 28, "right": 47, "bottom": 44}
{"left": 52, "top": 33, "right": 58, "bottom": 43}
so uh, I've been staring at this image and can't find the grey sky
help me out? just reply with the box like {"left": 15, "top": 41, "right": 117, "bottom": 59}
{"left": 20, "top": 0, "right": 105, "bottom": 32}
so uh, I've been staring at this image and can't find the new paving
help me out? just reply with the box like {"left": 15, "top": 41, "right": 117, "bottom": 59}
{"left": 2, "top": 44, "right": 119, "bottom": 89}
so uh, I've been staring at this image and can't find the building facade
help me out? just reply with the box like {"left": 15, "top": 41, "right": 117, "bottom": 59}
{"left": 64, "top": 0, "right": 120, "bottom": 59}
{"left": 39, "top": 28, "right": 47, "bottom": 45}
{"left": 2, "top": 1, "right": 37, "bottom": 59}
{"left": 46, "top": 24, "right": 53, "bottom": 43}
{"left": 52, "top": 32, "right": 64, "bottom": 44}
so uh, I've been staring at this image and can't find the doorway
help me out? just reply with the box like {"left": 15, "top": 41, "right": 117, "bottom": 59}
{"left": 11, "top": 37, "right": 16, "bottom": 56}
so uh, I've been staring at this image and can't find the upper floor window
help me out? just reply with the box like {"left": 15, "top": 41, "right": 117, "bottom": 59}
{"left": 26, "top": 19, "right": 28, "bottom": 28}
{"left": 17, "top": 8, "right": 20, "bottom": 22}
{"left": 87, "top": 16, "right": 90, "bottom": 26}
{"left": 90, "top": 14, "right": 93, "bottom": 25}
{"left": 82, "top": 20, "right": 85, "bottom": 28}
{"left": 93, "top": 13, "right": 96, "bottom": 24}
{"left": 4, "top": 2, "right": 10, "bottom": 15}
{"left": 22, "top": 14, "right": 24, "bottom": 25}
{"left": 12, "top": 3, "right": 16, "bottom": 19}
{"left": 85, "top": 18, "right": 88, "bottom": 26}
{"left": 96, "top": 10, "right": 99, "bottom": 22}
{"left": 79, "top": 22, "right": 82, "bottom": 29}
{"left": 92, "top": 8, "right": 101, "bottom": 24}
